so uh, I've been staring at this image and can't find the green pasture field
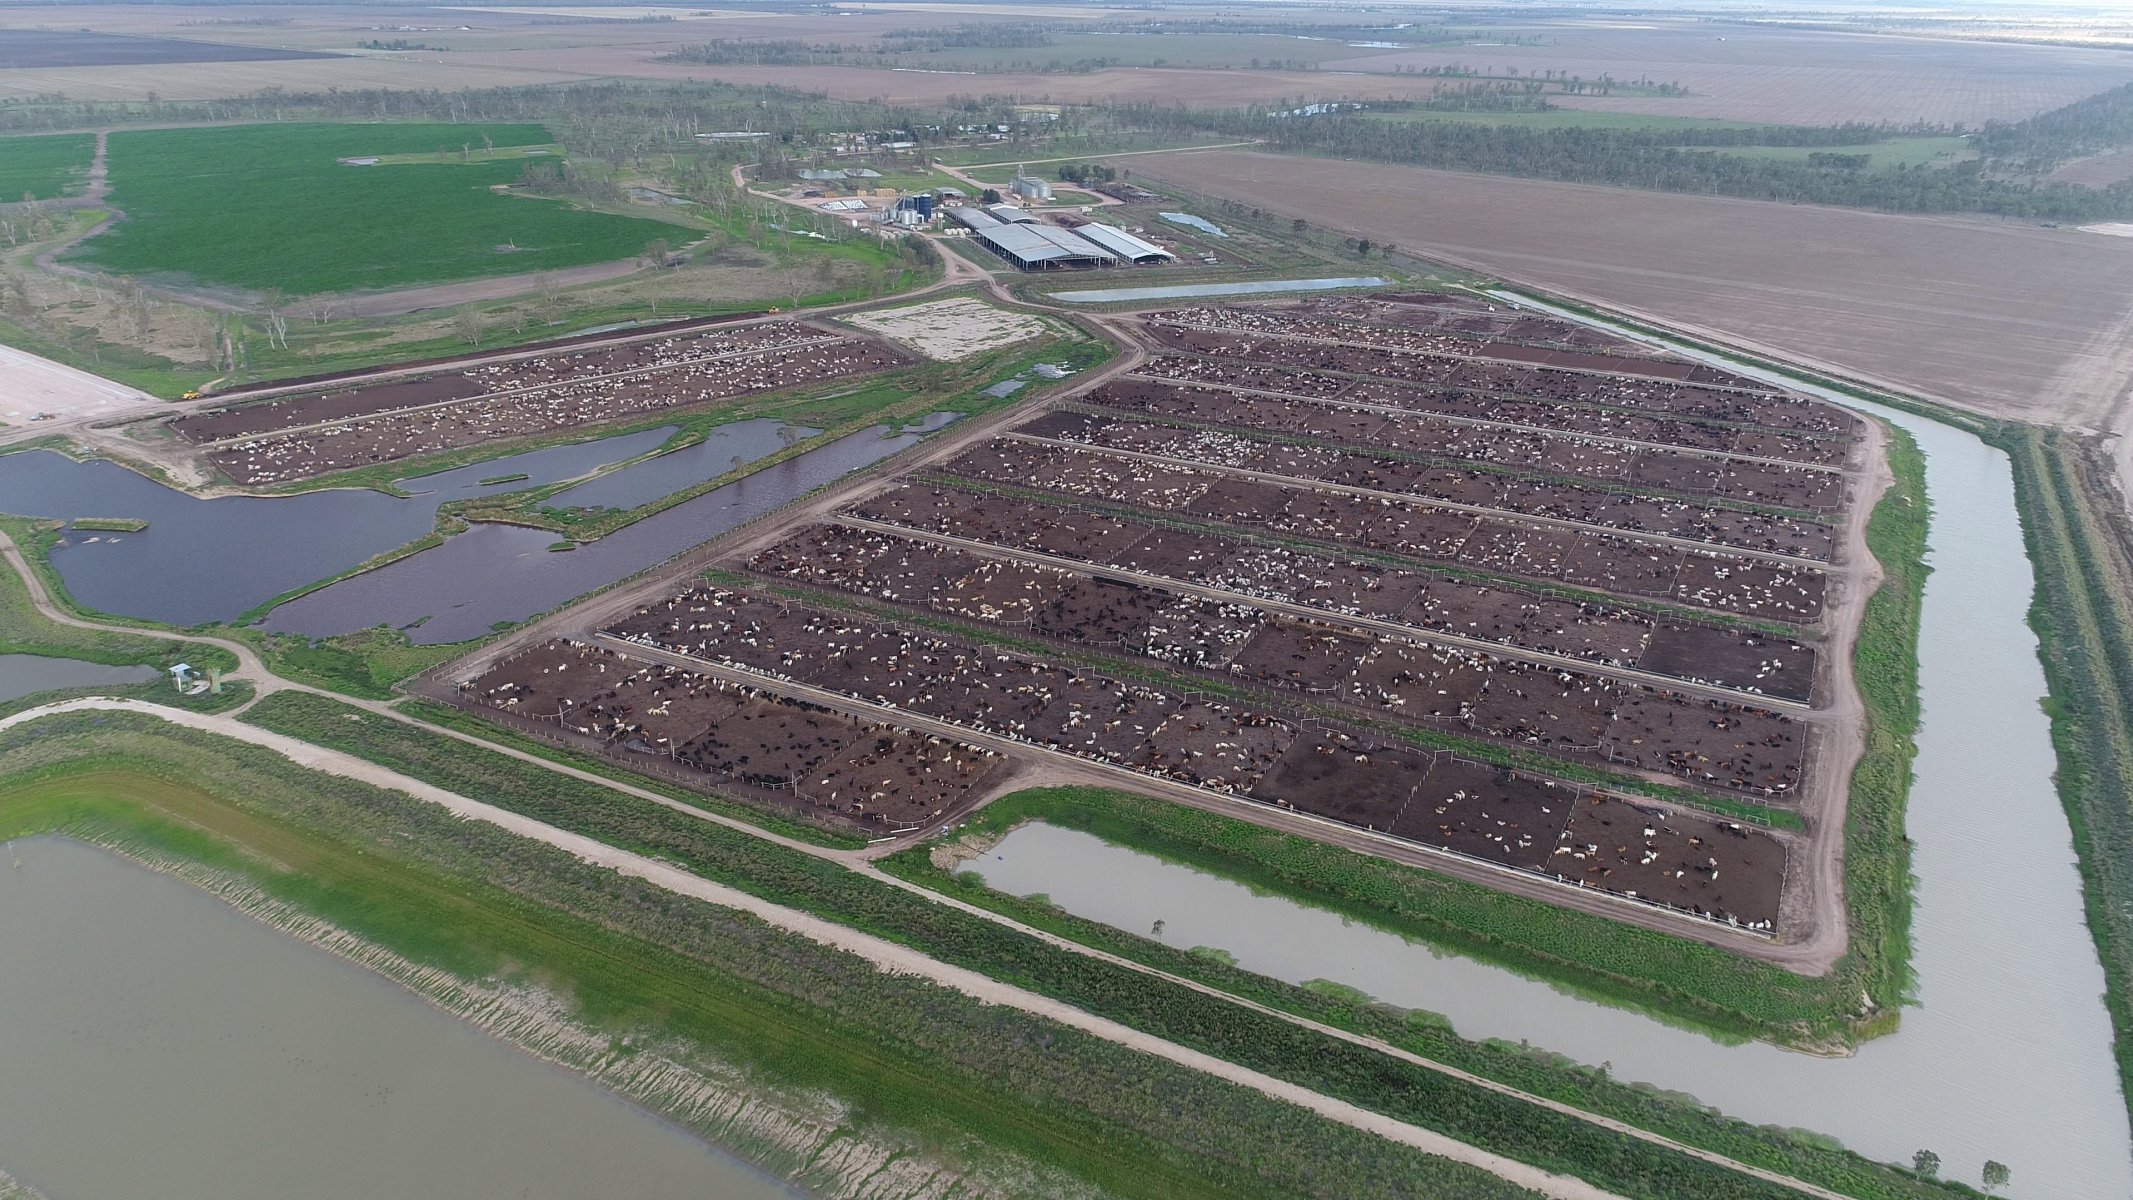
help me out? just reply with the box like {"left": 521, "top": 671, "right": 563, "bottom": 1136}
{"left": 1678, "top": 136, "right": 1974, "bottom": 169}
{"left": 70, "top": 123, "right": 681, "bottom": 295}
{"left": 0, "top": 132, "right": 96, "bottom": 201}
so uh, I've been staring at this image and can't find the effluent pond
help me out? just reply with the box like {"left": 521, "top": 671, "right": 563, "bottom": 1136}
{"left": 0, "top": 654, "right": 158, "bottom": 704}
{"left": 963, "top": 340, "right": 2132, "bottom": 1197}
{"left": 0, "top": 413, "right": 955, "bottom": 642}
{"left": 0, "top": 837, "right": 800, "bottom": 1200}
{"left": 265, "top": 413, "right": 959, "bottom": 644}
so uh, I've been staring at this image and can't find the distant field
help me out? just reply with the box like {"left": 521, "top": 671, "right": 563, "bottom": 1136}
{"left": 0, "top": 133, "right": 96, "bottom": 202}
{"left": 73, "top": 123, "right": 683, "bottom": 296}
{"left": 1315, "top": 20, "right": 2133, "bottom": 125}
{"left": 1364, "top": 110, "right": 1779, "bottom": 133}
{"left": 0, "top": 56, "right": 593, "bottom": 102}
{"left": 1688, "top": 136, "right": 1975, "bottom": 169}
{"left": 0, "top": 27, "right": 338, "bottom": 68}
{"left": 1140, "top": 150, "right": 2133, "bottom": 430}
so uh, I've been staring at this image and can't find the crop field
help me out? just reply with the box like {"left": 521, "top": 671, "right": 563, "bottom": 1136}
{"left": 433, "top": 295, "right": 1875, "bottom": 940}
{"left": 1138, "top": 151, "right": 2133, "bottom": 431}
{"left": 70, "top": 123, "right": 681, "bottom": 295}
{"left": 454, "top": 638, "right": 1010, "bottom": 832}
{"left": 0, "top": 133, "right": 96, "bottom": 202}
{"left": 171, "top": 319, "right": 909, "bottom": 484}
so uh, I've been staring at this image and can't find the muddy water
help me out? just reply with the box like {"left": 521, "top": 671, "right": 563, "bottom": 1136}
{"left": 0, "top": 837, "right": 800, "bottom": 1200}
{"left": 964, "top": 379, "right": 2133, "bottom": 1196}
{"left": 264, "top": 414, "right": 962, "bottom": 645}
{"left": 543, "top": 417, "right": 818, "bottom": 512}
{"left": 0, "top": 428, "right": 677, "bottom": 625}
{"left": 0, "top": 654, "right": 158, "bottom": 703}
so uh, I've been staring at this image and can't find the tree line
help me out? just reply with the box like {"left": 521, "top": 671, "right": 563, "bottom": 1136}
{"left": 1123, "top": 102, "right": 2133, "bottom": 221}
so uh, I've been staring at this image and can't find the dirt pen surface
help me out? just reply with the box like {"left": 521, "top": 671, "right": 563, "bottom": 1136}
{"left": 454, "top": 638, "right": 1011, "bottom": 834}
{"left": 1138, "top": 152, "right": 2133, "bottom": 441}
{"left": 434, "top": 294, "right": 1868, "bottom": 941}
{"left": 168, "top": 320, "right": 908, "bottom": 484}
{"left": 844, "top": 297, "right": 1053, "bottom": 362}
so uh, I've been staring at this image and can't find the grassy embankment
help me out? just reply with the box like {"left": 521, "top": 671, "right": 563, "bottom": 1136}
{"left": 0, "top": 713, "right": 1540, "bottom": 1200}
{"left": 2002, "top": 426, "right": 2133, "bottom": 1126}
{"left": 0, "top": 131, "right": 95, "bottom": 201}
{"left": 237, "top": 687, "right": 1970, "bottom": 1200}
{"left": 892, "top": 422, "right": 1928, "bottom": 1048}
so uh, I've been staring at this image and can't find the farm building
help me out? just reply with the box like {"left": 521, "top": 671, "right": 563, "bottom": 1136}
{"left": 1076, "top": 223, "right": 1174, "bottom": 264}
{"left": 1010, "top": 172, "right": 1053, "bottom": 202}
{"left": 988, "top": 203, "right": 1041, "bottom": 224}
{"left": 948, "top": 207, "right": 1115, "bottom": 270}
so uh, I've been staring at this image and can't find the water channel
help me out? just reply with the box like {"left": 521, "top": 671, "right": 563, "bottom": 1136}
{"left": 0, "top": 836, "right": 800, "bottom": 1200}
{"left": 962, "top": 332, "right": 2133, "bottom": 1197}
{"left": 0, "top": 654, "right": 158, "bottom": 704}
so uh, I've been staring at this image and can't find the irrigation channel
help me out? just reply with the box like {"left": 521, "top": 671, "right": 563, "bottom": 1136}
{"left": 962, "top": 315, "right": 2133, "bottom": 1198}
{"left": 0, "top": 837, "right": 801, "bottom": 1200}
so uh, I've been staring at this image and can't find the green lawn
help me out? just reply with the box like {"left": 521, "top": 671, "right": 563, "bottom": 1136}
{"left": 0, "top": 132, "right": 96, "bottom": 201}
{"left": 71, "top": 123, "right": 682, "bottom": 295}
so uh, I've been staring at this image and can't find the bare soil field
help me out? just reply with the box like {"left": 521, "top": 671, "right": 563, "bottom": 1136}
{"left": 0, "top": 27, "right": 339, "bottom": 68}
{"left": 2051, "top": 148, "right": 2133, "bottom": 190}
{"left": 0, "top": 56, "right": 588, "bottom": 101}
{"left": 1320, "top": 21, "right": 2133, "bottom": 125}
{"left": 1138, "top": 152, "right": 2133, "bottom": 441}
{"left": 445, "top": 49, "right": 1516, "bottom": 108}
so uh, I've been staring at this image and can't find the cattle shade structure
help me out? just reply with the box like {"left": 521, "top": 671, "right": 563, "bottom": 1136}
{"left": 988, "top": 203, "right": 1042, "bottom": 224}
{"left": 972, "top": 221, "right": 1120, "bottom": 270}
{"left": 1077, "top": 223, "right": 1174, "bottom": 264}
{"left": 947, "top": 205, "right": 1003, "bottom": 229}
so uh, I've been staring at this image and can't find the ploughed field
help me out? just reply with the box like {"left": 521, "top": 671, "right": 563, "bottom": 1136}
{"left": 170, "top": 320, "right": 910, "bottom": 484}
{"left": 448, "top": 294, "right": 1867, "bottom": 936}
